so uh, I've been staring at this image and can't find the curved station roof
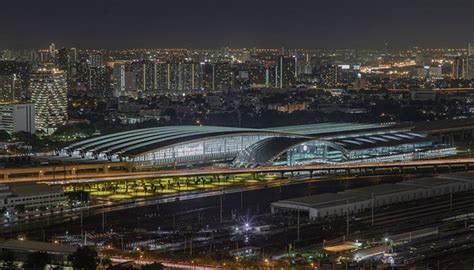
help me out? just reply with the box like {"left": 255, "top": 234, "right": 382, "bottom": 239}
{"left": 59, "top": 122, "right": 447, "bottom": 167}
{"left": 63, "top": 123, "right": 390, "bottom": 158}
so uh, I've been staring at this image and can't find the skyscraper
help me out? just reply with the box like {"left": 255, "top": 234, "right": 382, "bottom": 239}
{"left": 57, "top": 48, "right": 72, "bottom": 72}
{"left": 155, "top": 61, "right": 170, "bottom": 93}
{"left": 134, "top": 61, "right": 158, "bottom": 96}
{"left": 49, "top": 43, "right": 56, "bottom": 61}
{"left": 453, "top": 43, "right": 474, "bottom": 80}
{"left": 214, "top": 62, "right": 233, "bottom": 91}
{"left": 151, "top": 60, "right": 202, "bottom": 93}
{"left": 453, "top": 56, "right": 474, "bottom": 80}
{"left": 466, "top": 43, "right": 474, "bottom": 79}
{"left": 320, "top": 63, "right": 342, "bottom": 88}
{"left": 96, "top": 67, "right": 113, "bottom": 97}
{"left": 113, "top": 63, "right": 137, "bottom": 98}
{"left": 275, "top": 56, "right": 297, "bottom": 88}
{"left": 88, "top": 52, "right": 104, "bottom": 68}
{"left": 0, "top": 103, "right": 35, "bottom": 134}
{"left": 202, "top": 62, "right": 233, "bottom": 92}
{"left": 69, "top": 48, "right": 78, "bottom": 63}
{"left": 0, "top": 61, "right": 30, "bottom": 102}
{"left": 0, "top": 75, "right": 22, "bottom": 102}
{"left": 453, "top": 57, "right": 465, "bottom": 79}
{"left": 29, "top": 66, "right": 68, "bottom": 132}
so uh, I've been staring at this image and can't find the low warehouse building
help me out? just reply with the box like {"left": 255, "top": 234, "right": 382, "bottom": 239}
{"left": 271, "top": 192, "right": 370, "bottom": 218}
{"left": 271, "top": 172, "right": 474, "bottom": 219}
{"left": 400, "top": 176, "right": 473, "bottom": 196}
{"left": 344, "top": 183, "right": 423, "bottom": 207}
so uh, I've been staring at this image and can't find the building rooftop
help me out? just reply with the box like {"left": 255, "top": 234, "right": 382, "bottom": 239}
{"left": 332, "top": 132, "right": 431, "bottom": 151}
{"left": 266, "top": 122, "right": 391, "bottom": 136}
{"left": 275, "top": 192, "right": 369, "bottom": 209}
{"left": 399, "top": 177, "right": 461, "bottom": 188}
{"left": 345, "top": 183, "right": 421, "bottom": 196}
{"left": 9, "top": 183, "right": 63, "bottom": 197}
{"left": 411, "top": 118, "right": 474, "bottom": 132}
{"left": 437, "top": 171, "right": 474, "bottom": 183}
{"left": 0, "top": 239, "right": 77, "bottom": 254}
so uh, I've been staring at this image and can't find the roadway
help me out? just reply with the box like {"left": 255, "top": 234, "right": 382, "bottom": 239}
{"left": 0, "top": 157, "right": 472, "bottom": 185}
{"left": 389, "top": 87, "right": 474, "bottom": 93}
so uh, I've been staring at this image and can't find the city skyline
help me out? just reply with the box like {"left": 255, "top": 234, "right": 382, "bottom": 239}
{"left": 0, "top": 2, "right": 474, "bottom": 268}
{"left": 1, "top": 0, "right": 473, "bottom": 49}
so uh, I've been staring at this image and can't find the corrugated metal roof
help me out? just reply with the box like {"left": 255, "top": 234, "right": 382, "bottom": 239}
{"left": 63, "top": 123, "right": 396, "bottom": 158}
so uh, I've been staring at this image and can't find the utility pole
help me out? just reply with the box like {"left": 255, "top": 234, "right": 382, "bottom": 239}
{"left": 297, "top": 209, "right": 300, "bottom": 241}
{"left": 184, "top": 235, "right": 187, "bottom": 252}
{"left": 346, "top": 200, "right": 350, "bottom": 236}
{"left": 210, "top": 231, "right": 214, "bottom": 253}
{"left": 190, "top": 238, "right": 193, "bottom": 256}
{"left": 220, "top": 194, "right": 223, "bottom": 223}
{"left": 371, "top": 193, "right": 374, "bottom": 226}
{"left": 102, "top": 208, "right": 105, "bottom": 232}
{"left": 450, "top": 187, "right": 453, "bottom": 210}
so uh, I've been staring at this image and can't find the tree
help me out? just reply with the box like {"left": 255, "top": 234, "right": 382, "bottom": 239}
{"left": 0, "top": 249, "right": 15, "bottom": 269}
{"left": 69, "top": 246, "right": 97, "bottom": 270}
{"left": 23, "top": 252, "right": 50, "bottom": 270}
{"left": 11, "top": 132, "right": 45, "bottom": 152}
{"left": 14, "top": 204, "right": 25, "bottom": 215}
{"left": 52, "top": 123, "right": 96, "bottom": 141}
{"left": 99, "top": 258, "right": 112, "bottom": 269}
{"left": 65, "top": 191, "right": 90, "bottom": 203}
{"left": 0, "top": 130, "right": 11, "bottom": 142}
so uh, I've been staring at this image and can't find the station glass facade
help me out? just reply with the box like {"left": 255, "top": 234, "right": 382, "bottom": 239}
{"left": 129, "top": 134, "right": 273, "bottom": 166}
{"left": 273, "top": 141, "right": 347, "bottom": 166}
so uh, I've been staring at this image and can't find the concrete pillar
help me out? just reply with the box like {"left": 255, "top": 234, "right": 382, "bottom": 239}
{"left": 3, "top": 173, "right": 8, "bottom": 179}
{"left": 103, "top": 165, "right": 109, "bottom": 174}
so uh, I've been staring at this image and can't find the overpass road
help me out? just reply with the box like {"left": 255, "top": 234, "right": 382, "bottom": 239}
{"left": 0, "top": 157, "right": 472, "bottom": 185}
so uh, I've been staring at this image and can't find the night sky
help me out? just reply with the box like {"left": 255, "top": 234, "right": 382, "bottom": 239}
{"left": 1, "top": 0, "right": 473, "bottom": 49}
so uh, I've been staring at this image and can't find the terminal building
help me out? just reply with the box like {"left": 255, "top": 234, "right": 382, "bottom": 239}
{"left": 60, "top": 122, "right": 456, "bottom": 168}
{"left": 270, "top": 172, "right": 474, "bottom": 219}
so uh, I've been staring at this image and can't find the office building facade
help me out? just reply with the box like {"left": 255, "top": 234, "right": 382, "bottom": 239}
{"left": 29, "top": 66, "right": 68, "bottom": 132}
{"left": 0, "top": 103, "right": 35, "bottom": 134}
